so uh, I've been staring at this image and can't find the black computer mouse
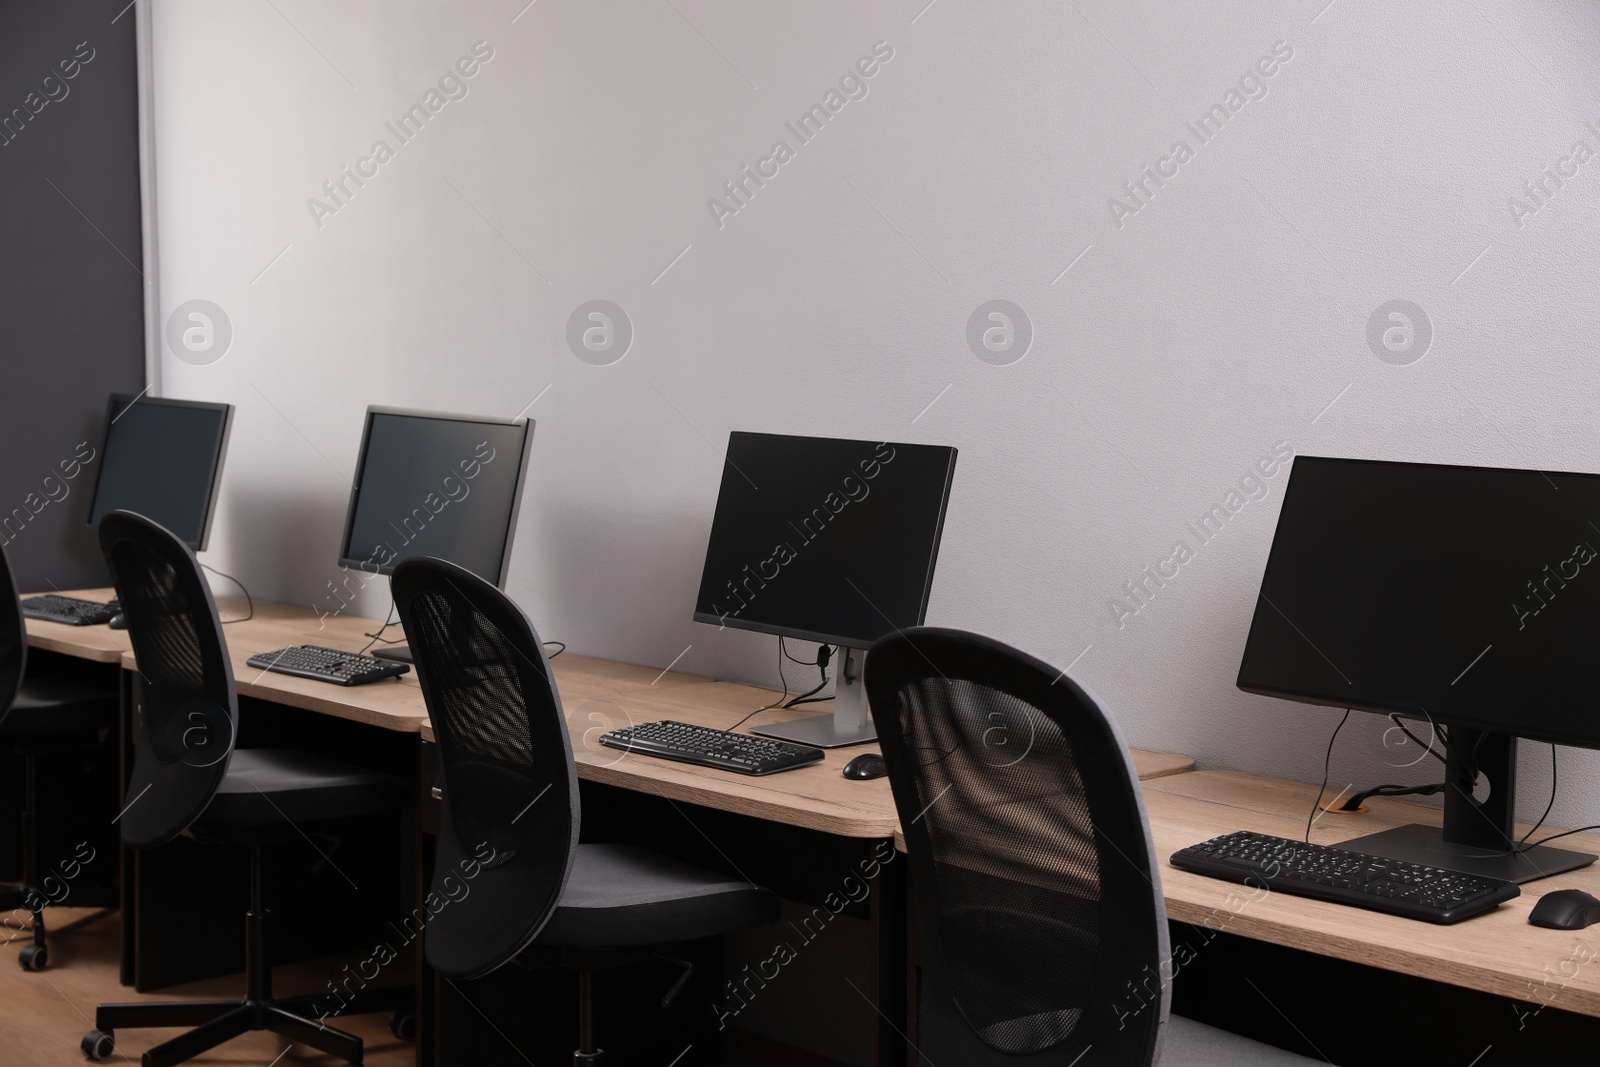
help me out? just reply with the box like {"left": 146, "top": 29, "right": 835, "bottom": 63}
{"left": 842, "top": 753, "right": 888, "bottom": 781}
{"left": 1529, "top": 889, "right": 1600, "bottom": 930}
{"left": 107, "top": 613, "right": 128, "bottom": 630}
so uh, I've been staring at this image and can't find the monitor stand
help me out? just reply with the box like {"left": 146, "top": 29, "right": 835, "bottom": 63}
{"left": 371, "top": 645, "right": 414, "bottom": 664}
{"left": 751, "top": 645, "right": 877, "bottom": 749}
{"left": 1335, "top": 728, "right": 1595, "bottom": 884}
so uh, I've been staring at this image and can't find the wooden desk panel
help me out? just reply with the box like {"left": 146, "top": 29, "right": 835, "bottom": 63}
{"left": 36, "top": 587, "right": 1194, "bottom": 837}
{"left": 427, "top": 675, "right": 1196, "bottom": 840}
{"left": 22, "top": 587, "right": 130, "bottom": 663}
{"left": 1147, "top": 770, "right": 1600, "bottom": 1018}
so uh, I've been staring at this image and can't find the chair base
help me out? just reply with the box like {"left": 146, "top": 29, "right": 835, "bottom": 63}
{"left": 84, "top": 841, "right": 410, "bottom": 1066}
{"left": 88, "top": 987, "right": 411, "bottom": 1067}
{"left": 1, "top": 890, "right": 115, "bottom": 972}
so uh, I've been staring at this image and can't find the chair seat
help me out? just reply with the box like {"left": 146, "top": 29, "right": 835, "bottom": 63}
{"left": 196, "top": 748, "right": 407, "bottom": 829}
{"left": 535, "top": 843, "right": 778, "bottom": 950}
{"left": 0, "top": 677, "right": 117, "bottom": 737}
{"left": 1163, "top": 1012, "right": 1325, "bottom": 1065}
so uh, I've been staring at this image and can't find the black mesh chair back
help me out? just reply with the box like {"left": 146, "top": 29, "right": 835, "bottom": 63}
{"left": 97, "top": 511, "right": 237, "bottom": 849}
{"left": 0, "top": 540, "right": 28, "bottom": 720}
{"left": 391, "top": 556, "right": 578, "bottom": 979}
{"left": 866, "top": 627, "right": 1170, "bottom": 1066}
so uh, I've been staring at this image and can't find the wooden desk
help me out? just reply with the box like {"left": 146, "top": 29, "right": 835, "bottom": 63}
{"left": 418, "top": 660, "right": 1192, "bottom": 1065}
{"left": 35, "top": 589, "right": 1195, "bottom": 842}
{"left": 28, "top": 590, "right": 1203, "bottom": 1062}
{"left": 425, "top": 675, "right": 1196, "bottom": 842}
{"left": 22, "top": 588, "right": 131, "bottom": 663}
{"left": 29, "top": 589, "right": 728, "bottom": 736}
{"left": 27, "top": 589, "right": 431, "bottom": 990}
{"left": 1147, "top": 770, "right": 1600, "bottom": 1018}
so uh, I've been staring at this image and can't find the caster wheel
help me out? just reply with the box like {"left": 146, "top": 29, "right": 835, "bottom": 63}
{"left": 81, "top": 1029, "right": 114, "bottom": 1061}
{"left": 19, "top": 944, "right": 47, "bottom": 971}
{"left": 388, "top": 1008, "right": 416, "bottom": 1041}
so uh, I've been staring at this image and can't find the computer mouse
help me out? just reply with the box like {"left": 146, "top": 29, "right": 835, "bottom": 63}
{"left": 107, "top": 613, "right": 128, "bottom": 630}
{"left": 842, "top": 753, "right": 888, "bottom": 781}
{"left": 1529, "top": 889, "right": 1600, "bottom": 930}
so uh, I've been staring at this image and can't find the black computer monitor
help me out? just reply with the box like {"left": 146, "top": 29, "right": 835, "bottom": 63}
{"left": 692, "top": 431, "right": 957, "bottom": 747}
{"left": 338, "top": 406, "right": 534, "bottom": 661}
{"left": 85, "top": 394, "right": 234, "bottom": 551}
{"left": 1238, "top": 455, "right": 1600, "bottom": 882}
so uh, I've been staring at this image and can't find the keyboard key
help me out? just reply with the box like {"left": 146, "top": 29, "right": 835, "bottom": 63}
{"left": 1171, "top": 830, "right": 1519, "bottom": 925}
{"left": 598, "top": 720, "right": 824, "bottom": 776}
{"left": 246, "top": 646, "right": 409, "bottom": 686}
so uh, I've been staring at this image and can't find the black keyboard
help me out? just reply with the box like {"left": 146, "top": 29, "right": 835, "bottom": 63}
{"left": 1170, "top": 830, "right": 1519, "bottom": 924}
{"left": 598, "top": 720, "right": 825, "bottom": 776}
{"left": 246, "top": 645, "right": 410, "bottom": 686}
{"left": 22, "top": 595, "right": 118, "bottom": 626}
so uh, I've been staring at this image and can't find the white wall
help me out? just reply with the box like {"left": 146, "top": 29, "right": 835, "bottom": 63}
{"left": 150, "top": 0, "right": 1600, "bottom": 834}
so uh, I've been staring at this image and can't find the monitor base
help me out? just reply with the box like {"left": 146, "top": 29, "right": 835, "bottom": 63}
{"left": 751, "top": 714, "right": 877, "bottom": 749}
{"left": 750, "top": 645, "right": 876, "bottom": 749}
{"left": 1337, "top": 823, "right": 1596, "bottom": 884}
{"left": 371, "top": 645, "right": 414, "bottom": 664}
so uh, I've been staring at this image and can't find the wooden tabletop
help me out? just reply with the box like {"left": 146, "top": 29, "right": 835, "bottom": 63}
{"left": 23, "top": 588, "right": 132, "bottom": 663}
{"left": 23, "top": 589, "right": 691, "bottom": 735}
{"left": 26, "top": 588, "right": 1197, "bottom": 840}
{"left": 1147, "top": 770, "right": 1600, "bottom": 1018}
{"left": 425, "top": 685, "right": 1195, "bottom": 841}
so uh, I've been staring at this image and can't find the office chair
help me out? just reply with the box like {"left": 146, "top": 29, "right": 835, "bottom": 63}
{"left": 391, "top": 556, "right": 779, "bottom": 1066}
{"left": 865, "top": 627, "right": 1322, "bottom": 1066}
{"left": 81, "top": 511, "right": 411, "bottom": 1067}
{"left": 0, "top": 540, "right": 118, "bottom": 972}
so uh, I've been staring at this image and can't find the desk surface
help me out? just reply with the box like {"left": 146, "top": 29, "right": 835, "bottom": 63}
{"left": 427, "top": 685, "right": 1193, "bottom": 840}
{"left": 25, "top": 588, "right": 1197, "bottom": 840}
{"left": 28, "top": 589, "right": 439, "bottom": 733}
{"left": 1148, "top": 770, "right": 1600, "bottom": 1018}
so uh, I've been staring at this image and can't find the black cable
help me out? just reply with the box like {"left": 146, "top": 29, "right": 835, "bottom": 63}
{"left": 1524, "top": 823, "right": 1600, "bottom": 850}
{"left": 780, "top": 640, "right": 831, "bottom": 708}
{"left": 358, "top": 600, "right": 399, "bottom": 655}
{"left": 543, "top": 641, "right": 566, "bottom": 658}
{"left": 781, "top": 638, "right": 825, "bottom": 667}
{"left": 724, "top": 638, "right": 793, "bottom": 733}
{"left": 1339, "top": 782, "right": 1446, "bottom": 811}
{"left": 201, "top": 563, "right": 253, "bottom": 623}
{"left": 1387, "top": 713, "right": 1446, "bottom": 766}
{"left": 1517, "top": 744, "right": 1559, "bottom": 850}
{"left": 1307, "top": 709, "right": 1351, "bottom": 843}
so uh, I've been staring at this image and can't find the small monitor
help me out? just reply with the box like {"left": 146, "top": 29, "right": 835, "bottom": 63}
{"left": 85, "top": 394, "right": 233, "bottom": 551}
{"left": 338, "top": 407, "right": 534, "bottom": 589}
{"left": 1238, "top": 455, "right": 1600, "bottom": 882}
{"left": 693, "top": 431, "right": 957, "bottom": 746}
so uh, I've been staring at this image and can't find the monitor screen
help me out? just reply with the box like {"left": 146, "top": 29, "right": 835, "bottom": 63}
{"left": 1237, "top": 456, "right": 1600, "bottom": 750}
{"left": 692, "top": 432, "right": 957, "bottom": 648}
{"left": 338, "top": 408, "right": 533, "bottom": 586}
{"left": 85, "top": 394, "right": 233, "bottom": 550}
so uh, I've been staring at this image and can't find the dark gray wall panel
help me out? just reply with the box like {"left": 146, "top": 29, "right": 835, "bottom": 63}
{"left": 0, "top": 0, "right": 146, "bottom": 589}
